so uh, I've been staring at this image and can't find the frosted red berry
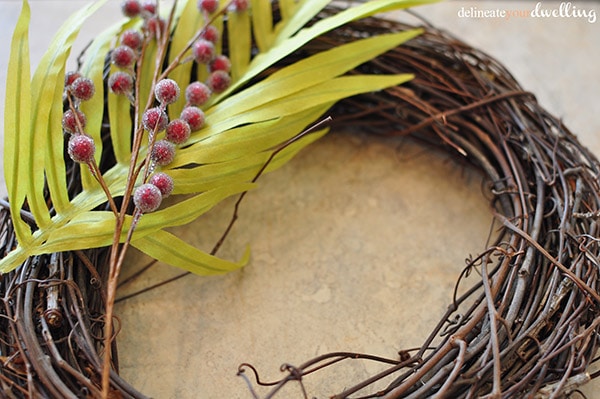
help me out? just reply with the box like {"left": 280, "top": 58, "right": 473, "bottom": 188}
{"left": 208, "top": 55, "right": 231, "bottom": 73}
{"left": 198, "top": 0, "right": 219, "bottom": 13}
{"left": 206, "top": 70, "right": 231, "bottom": 93}
{"left": 70, "top": 77, "right": 95, "bottom": 101}
{"left": 192, "top": 39, "right": 215, "bottom": 64}
{"left": 165, "top": 119, "right": 191, "bottom": 144}
{"left": 121, "top": 29, "right": 143, "bottom": 50}
{"left": 154, "top": 79, "right": 180, "bottom": 105}
{"left": 133, "top": 183, "right": 162, "bottom": 213}
{"left": 62, "top": 109, "right": 87, "bottom": 134}
{"left": 68, "top": 134, "right": 95, "bottom": 164}
{"left": 185, "top": 82, "right": 211, "bottom": 106}
{"left": 108, "top": 71, "right": 134, "bottom": 96}
{"left": 121, "top": 0, "right": 142, "bottom": 17}
{"left": 180, "top": 106, "right": 205, "bottom": 131}
{"left": 201, "top": 25, "right": 220, "bottom": 43}
{"left": 142, "top": 107, "right": 169, "bottom": 132}
{"left": 141, "top": 0, "right": 157, "bottom": 15}
{"left": 64, "top": 71, "right": 82, "bottom": 89}
{"left": 151, "top": 140, "right": 176, "bottom": 166}
{"left": 149, "top": 172, "right": 174, "bottom": 197}
{"left": 147, "top": 17, "right": 166, "bottom": 37}
{"left": 111, "top": 46, "right": 137, "bottom": 69}
{"left": 230, "top": 0, "right": 249, "bottom": 12}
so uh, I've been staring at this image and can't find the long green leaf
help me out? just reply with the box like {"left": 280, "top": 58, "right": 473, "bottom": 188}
{"left": 133, "top": 230, "right": 250, "bottom": 275}
{"left": 173, "top": 104, "right": 329, "bottom": 166}
{"left": 206, "top": 29, "right": 421, "bottom": 130}
{"left": 223, "top": 0, "right": 436, "bottom": 97}
{"left": 227, "top": 6, "right": 252, "bottom": 80}
{"left": 251, "top": 0, "right": 274, "bottom": 52}
{"left": 1, "top": 0, "right": 432, "bottom": 275}
{"left": 35, "top": 182, "right": 253, "bottom": 254}
{"left": 3, "top": 0, "right": 33, "bottom": 245}
{"left": 79, "top": 16, "right": 131, "bottom": 187}
{"left": 168, "top": 0, "right": 204, "bottom": 119}
{"left": 169, "top": 126, "right": 329, "bottom": 194}
{"left": 177, "top": 72, "right": 413, "bottom": 158}
{"left": 272, "top": 0, "right": 330, "bottom": 44}
{"left": 28, "top": 0, "right": 107, "bottom": 226}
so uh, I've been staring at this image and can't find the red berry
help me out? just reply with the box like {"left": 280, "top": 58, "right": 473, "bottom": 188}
{"left": 64, "top": 71, "right": 82, "bottom": 89}
{"left": 68, "top": 134, "right": 95, "bottom": 164}
{"left": 151, "top": 140, "right": 176, "bottom": 166}
{"left": 206, "top": 70, "right": 231, "bottom": 93}
{"left": 208, "top": 55, "right": 231, "bottom": 73}
{"left": 62, "top": 109, "right": 87, "bottom": 134}
{"left": 133, "top": 183, "right": 162, "bottom": 213}
{"left": 70, "top": 77, "right": 95, "bottom": 101}
{"left": 149, "top": 172, "right": 174, "bottom": 197}
{"left": 165, "top": 119, "right": 191, "bottom": 144}
{"left": 185, "top": 82, "right": 211, "bottom": 106}
{"left": 142, "top": 107, "right": 169, "bottom": 132}
{"left": 141, "top": 0, "right": 157, "bottom": 15}
{"left": 111, "top": 46, "right": 137, "bottom": 69}
{"left": 121, "top": 0, "right": 142, "bottom": 17}
{"left": 198, "top": 0, "right": 219, "bottom": 13}
{"left": 146, "top": 16, "right": 166, "bottom": 39}
{"left": 192, "top": 39, "right": 215, "bottom": 64}
{"left": 180, "top": 106, "right": 205, "bottom": 131}
{"left": 108, "top": 71, "right": 134, "bottom": 96}
{"left": 154, "top": 79, "right": 180, "bottom": 105}
{"left": 230, "top": 0, "right": 249, "bottom": 12}
{"left": 121, "top": 29, "right": 143, "bottom": 50}
{"left": 201, "top": 25, "right": 220, "bottom": 43}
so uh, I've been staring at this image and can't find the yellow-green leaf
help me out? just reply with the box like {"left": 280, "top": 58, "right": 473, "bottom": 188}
{"left": 168, "top": 0, "right": 204, "bottom": 119}
{"left": 207, "top": 29, "right": 421, "bottom": 126}
{"left": 173, "top": 104, "right": 329, "bottom": 166}
{"left": 28, "top": 0, "right": 107, "bottom": 226}
{"left": 251, "top": 0, "right": 274, "bottom": 52}
{"left": 132, "top": 230, "right": 250, "bottom": 275}
{"left": 225, "top": 0, "right": 435, "bottom": 96}
{"left": 227, "top": 7, "right": 252, "bottom": 80}
{"left": 3, "top": 0, "right": 33, "bottom": 245}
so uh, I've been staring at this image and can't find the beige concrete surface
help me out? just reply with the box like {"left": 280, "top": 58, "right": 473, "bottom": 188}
{"left": 1, "top": 1, "right": 599, "bottom": 398}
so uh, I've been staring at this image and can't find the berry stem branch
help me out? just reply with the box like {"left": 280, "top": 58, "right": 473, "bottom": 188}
{"left": 66, "top": 95, "right": 119, "bottom": 216}
{"left": 157, "top": 0, "right": 234, "bottom": 81}
{"left": 101, "top": 3, "right": 180, "bottom": 396}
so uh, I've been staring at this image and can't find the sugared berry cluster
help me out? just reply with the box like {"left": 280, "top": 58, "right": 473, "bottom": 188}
{"left": 192, "top": 0, "right": 235, "bottom": 95}
{"left": 81, "top": 0, "right": 247, "bottom": 214}
{"left": 63, "top": 71, "right": 96, "bottom": 164}
{"left": 133, "top": 78, "right": 193, "bottom": 213}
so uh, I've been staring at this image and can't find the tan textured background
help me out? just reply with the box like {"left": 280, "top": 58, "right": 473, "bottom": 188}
{"left": 1, "top": 1, "right": 599, "bottom": 397}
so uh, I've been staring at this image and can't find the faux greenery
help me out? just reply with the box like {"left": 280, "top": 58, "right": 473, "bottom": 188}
{"left": 2, "top": 0, "right": 432, "bottom": 275}
{"left": 2, "top": 0, "right": 435, "bottom": 397}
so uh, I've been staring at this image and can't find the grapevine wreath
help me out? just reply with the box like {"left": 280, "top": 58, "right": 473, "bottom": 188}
{"left": 1, "top": 0, "right": 600, "bottom": 398}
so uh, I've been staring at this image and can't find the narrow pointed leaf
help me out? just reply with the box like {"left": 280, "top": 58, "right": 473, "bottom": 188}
{"left": 207, "top": 30, "right": 421, "bottom": 126}
{"left": 169, "top": 127, "right": 328, "bottom": 194}
{"left": 227, "top": 8, "right": 252, "bottom": 80}
{"left": 79, "top": 18, "right": 131, "bottom": 187}
{"left": 28, "top": 0, "right": 107, "bottom": 226}
{"left": 133, "top": 230, "right": 250, "bottom": 275}
{"left": 272, "top": 0, "right": 329, "bottom": 44}
{"left": 174, "top": 104, "right": 329, "bottom": 166}
{"left": 167, "top": 0, "right": 204, "bottom": 119}
{"left": 251, "top": 0, "right": 274, "bottom": 52}
{"left": 225, "top": 0, "right": 435, "bottom": 96}
{"left": 3, "top": 0, "right": 33, "bottom": 245}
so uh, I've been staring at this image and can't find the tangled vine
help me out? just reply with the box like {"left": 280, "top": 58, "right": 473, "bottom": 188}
{"left": 2, "top": 4, "right": 600, "bottom": 399}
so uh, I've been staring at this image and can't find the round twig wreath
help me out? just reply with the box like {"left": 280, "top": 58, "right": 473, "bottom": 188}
{"left": 2, "top": 5, "right": 600, "bottom": 399}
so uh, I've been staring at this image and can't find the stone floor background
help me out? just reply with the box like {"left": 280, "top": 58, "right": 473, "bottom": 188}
{"left": 0, "top": 1, "right": 599, "bottom": 398}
